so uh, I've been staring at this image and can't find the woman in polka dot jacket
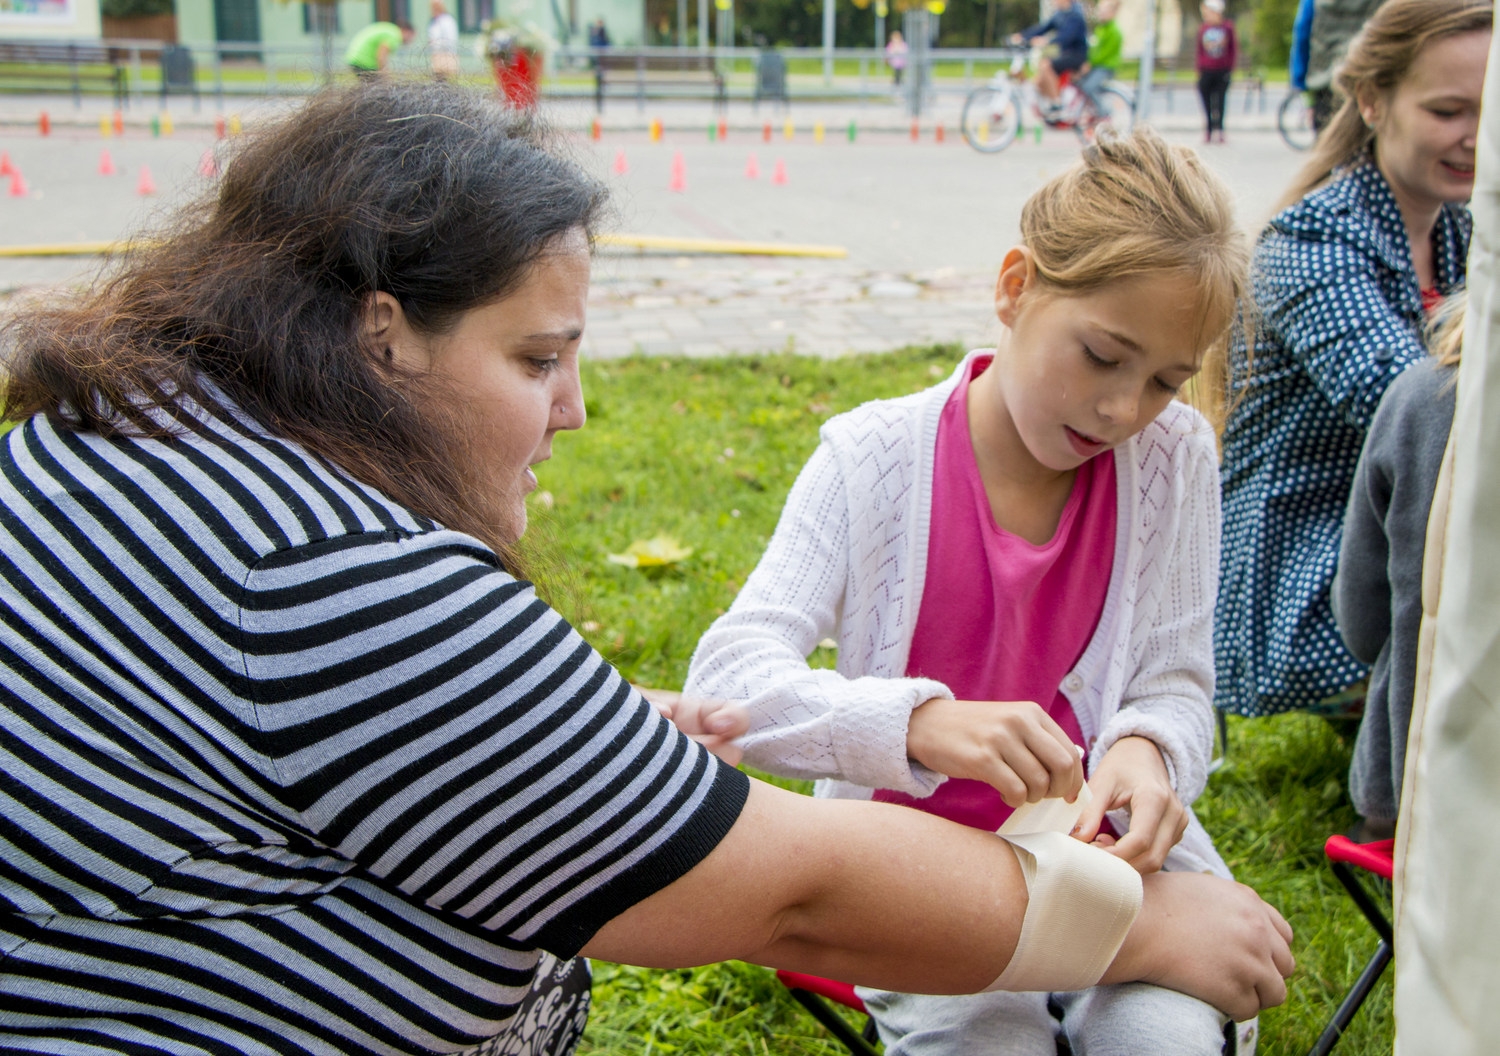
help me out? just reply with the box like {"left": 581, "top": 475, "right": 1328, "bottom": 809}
{"left": 1215, "top": 0, "right": 1488, "bottom": 720}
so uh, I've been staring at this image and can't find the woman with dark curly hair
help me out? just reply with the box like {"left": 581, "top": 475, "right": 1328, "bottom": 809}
{"left": 0, "top": 81, "right": 1293, "bottom": 1055}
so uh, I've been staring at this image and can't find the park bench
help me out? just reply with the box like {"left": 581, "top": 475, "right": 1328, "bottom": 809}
{"left": 594, "top": 52, "right": 726, "bottom": 112}
{"left": 0, "top": 39, "right": 128, "bottom": 109}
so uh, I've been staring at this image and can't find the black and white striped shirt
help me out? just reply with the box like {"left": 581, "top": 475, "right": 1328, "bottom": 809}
{"left": 0, "top": 404, "right": 748, "bottom": 1054}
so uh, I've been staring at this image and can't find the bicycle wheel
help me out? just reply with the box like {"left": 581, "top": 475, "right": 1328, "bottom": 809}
{"left": 1278, "top": 90, "right": 1316, "bottom": 150}
{"left": 1074, "top": 85, "right": 1135, "bottom": 143}
{"left": 961, "top": 84, "right": 1022, "bottom": 153}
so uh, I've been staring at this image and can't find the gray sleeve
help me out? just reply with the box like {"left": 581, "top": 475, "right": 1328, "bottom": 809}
{"left": 1333, "top": 360, "right": 1453, "bottom": 662}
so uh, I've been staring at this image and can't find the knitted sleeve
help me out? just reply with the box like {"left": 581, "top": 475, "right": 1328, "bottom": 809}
{"left": 686, "top": 440, "right": 950, "bottom": 796}
{"left": 1094, "top": 413, "right": 1219, "bottom": 807}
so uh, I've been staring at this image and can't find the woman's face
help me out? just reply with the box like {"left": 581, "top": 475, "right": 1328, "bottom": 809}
{"left": 1363, "top": 30, "right": 1490, "bottom": 217}
{"left": 381, "top": 229, "right": 590, "bottom": 540}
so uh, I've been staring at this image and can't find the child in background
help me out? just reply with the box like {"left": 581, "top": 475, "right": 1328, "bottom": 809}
{"left": 1080, "top": 0, "right": 1124, "bottom": 118}
{"left": 687, "top": 129, "right": 1252, "bottom": 1055}
{"left": 1333, "top": 293, "right": 1467, "bottom": 840}
{"left": 1196, "top": 0, "right": 1237, "bottom": 143}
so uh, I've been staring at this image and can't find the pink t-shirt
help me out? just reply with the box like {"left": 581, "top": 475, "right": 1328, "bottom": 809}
{"left": 873, "top": 354, "right": 1117, "bottom": 831}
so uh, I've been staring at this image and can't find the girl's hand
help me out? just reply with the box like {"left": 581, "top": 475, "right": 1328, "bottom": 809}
{"left": 636, "top": 686, "right": 749, "bottom": 767}
{"left": 1072, "top": 736, "right": 1188, "bottom": 873}
{"left": 906, "top": 698, "right": 1084, "bottom": 807}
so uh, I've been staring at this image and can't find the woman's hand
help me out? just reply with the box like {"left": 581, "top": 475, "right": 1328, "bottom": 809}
{"left": 1072, "top": 736, "right": 1188, "bottom": 873}
{"left": 636, "top": 686, "right": 748, "bottom": 767}
{"left": 906, "top": 698, "right": 1084, "bottom": 807}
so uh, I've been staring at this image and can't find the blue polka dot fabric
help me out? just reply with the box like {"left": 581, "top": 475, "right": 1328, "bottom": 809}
{"left": 1215, "top": 160, "right": 1470, "bottom": 717}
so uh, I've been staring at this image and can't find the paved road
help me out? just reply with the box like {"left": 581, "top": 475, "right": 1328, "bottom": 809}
{"left": 0, "top": 91, "right": 1306, "bottom": 358}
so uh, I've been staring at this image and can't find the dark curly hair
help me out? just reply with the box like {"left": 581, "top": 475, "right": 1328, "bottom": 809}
{"left": 2, "top": 80, "right": 607, "bottom": 568}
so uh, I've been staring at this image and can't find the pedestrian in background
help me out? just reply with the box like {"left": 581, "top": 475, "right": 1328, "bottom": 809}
{"left": 886, "top": 30, "right": 909, "bottom": 86}
{"left": 1080, "top": 0, "right": 1124, "bottom": 118}
{"left": 427, "top": 0, "right": 459, "bottom": 81}
{"left": 345, "top": 19, "right": 414, "bottom": 77}
{"left": 1196, "top": 0, "right": 1236, "bottom": 143}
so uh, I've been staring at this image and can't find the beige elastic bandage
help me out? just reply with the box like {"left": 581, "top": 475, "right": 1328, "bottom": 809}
{"left": 983, "top": 829, "right": 1143, "bottom": 993}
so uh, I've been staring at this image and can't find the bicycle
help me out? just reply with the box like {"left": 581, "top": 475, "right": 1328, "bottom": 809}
{"left": 1277, "top": 88, "right": 1317, "bottom": 150}
{"left": 960, "top": 53, "right": 1135, "bottom": 153}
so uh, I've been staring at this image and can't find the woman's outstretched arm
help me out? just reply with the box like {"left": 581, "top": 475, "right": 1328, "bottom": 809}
{"left": 583, "top": 779, "right": 1293, "bottom": 1023}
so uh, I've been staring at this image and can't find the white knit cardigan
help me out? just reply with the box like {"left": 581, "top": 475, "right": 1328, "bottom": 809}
{"left": 686, "top": 350, "right": 1229, "bottom": 877}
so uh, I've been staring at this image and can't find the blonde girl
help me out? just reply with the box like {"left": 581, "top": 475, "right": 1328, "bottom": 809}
{"left": 687, "top": 128, "right": 1253, "bottom": 1055}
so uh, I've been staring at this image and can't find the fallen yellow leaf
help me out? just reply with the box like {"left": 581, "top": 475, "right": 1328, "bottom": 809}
{"left": 607, "top": 534, "right": 694, "bottom": 569}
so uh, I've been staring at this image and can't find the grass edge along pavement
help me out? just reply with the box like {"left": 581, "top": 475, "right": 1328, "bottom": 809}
{"left": 519, "top": 345, "right": 1392, "bottom": 1055}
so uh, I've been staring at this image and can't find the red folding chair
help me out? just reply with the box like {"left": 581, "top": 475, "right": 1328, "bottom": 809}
{"left": 775, "top": 970, "right": 880, "bottom": 1056}
{"left": 1307, "top": 835, "right": 1394, "bottom": 1056}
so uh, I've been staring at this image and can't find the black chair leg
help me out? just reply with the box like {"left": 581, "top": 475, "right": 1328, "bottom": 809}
{"left": 786, "top": 987, "right": 881, "bottom": 1056}
{"left": 1306, "top": 941, "right": 1392, "bottom": 1056}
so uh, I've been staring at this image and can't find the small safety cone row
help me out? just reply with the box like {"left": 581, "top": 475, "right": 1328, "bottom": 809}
{"left": 612, "top": 149, "right": 629, "bottom": 176}
{"left": 771, "top": 158, "right": 788, "bottom": 186}
{"left": 99, "top": 148, "right": 117, "bottom": 176}
{"left": 137, "top": 165, "right": 157, "bottom": 197}
{"left": 8, "top": 171, "right": 28, "bottom": 198}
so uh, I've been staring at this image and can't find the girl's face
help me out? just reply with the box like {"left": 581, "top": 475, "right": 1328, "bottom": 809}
{"left": 1362, "top": 30, "right": 1490, "bottom": 218}
{"left": 379, "top": 229, "right": 591, "bottom": 540}
{"left": 974, "top": 249, "right": 1209, "bottom": 477}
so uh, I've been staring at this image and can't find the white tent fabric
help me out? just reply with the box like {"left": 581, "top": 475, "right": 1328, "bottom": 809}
{"left": 1394, "top": 17, "right": 1500, "bottom": 1051}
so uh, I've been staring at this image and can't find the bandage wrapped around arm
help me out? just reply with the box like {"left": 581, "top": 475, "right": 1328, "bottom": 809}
{"left": 983, "top": 830, "right": 1144, "bottom": 994}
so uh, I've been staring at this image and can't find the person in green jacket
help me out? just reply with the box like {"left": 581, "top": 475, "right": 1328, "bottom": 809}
{"left": 1078, "top": 0, "right": 1123, "bottom": 117}
{"left": 345, "top": 20, "right": 414, "bottom": 77}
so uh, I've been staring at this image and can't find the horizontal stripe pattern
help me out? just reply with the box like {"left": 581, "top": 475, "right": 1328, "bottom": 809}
{"left": 0, "top": 407, "right": 748, "bottom": 1054}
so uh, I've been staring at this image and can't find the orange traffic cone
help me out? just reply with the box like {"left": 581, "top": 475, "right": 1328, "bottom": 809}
{"left": 198, "top": 148, "right": 220, "bottom": 178}
{"left": 762, "top": 122, "right": 771, "bottom": 143}
{"left": 0, "top": 152, "right": 12, "bottom": 177}
{"left": 136, "top": 165, "right": 157, "bottom": 196}
{"left": 770, "top": 158, "right": 788, "bottom": 185}
{"left": 612, "top": 149, "right": 629, "bottom": 176}
{"left": 910, "top": 120, "right": 920, "bottom": 142}
{"left": 668, "top": 151, "right": 686, "bottom": 192}
{"left": 98, "top": 148, "right": 117, "bottom": 176}
{"left": 8, "top": 171, "right": 28, "bottom": 198}
{"left": 214, "top": 113, "right": 227, "bottom": 139}
{"left": 591, "top": 117, "right": 602, "bottom": 141}
{"left": 717, "top": 118, "right": 727, "bottom": 140}
{"left": 111, "top": 110, "right": 124, "bottom": 136}
{"left": 744, "top": 153, "right": 760, "bottom": 180}
{"left": 38, "top": 111, "right": 50, "bottom": 136}
{"left": 935, "top": 123, "right": 945, "bottom": 144}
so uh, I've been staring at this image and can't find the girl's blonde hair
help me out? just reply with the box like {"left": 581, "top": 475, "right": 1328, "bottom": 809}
{"left": 1275, "top": 0, "right": 1492, "bottom": 211}
{"left": 1429, "top": 289, "right": 1467, "bottom": 368}
{"left": 1020, "top": 126, "right": 1250, "bottom": 423}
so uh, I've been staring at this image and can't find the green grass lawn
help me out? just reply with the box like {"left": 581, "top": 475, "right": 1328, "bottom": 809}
{"left": 525, "top": 345, "right": 1392, "bottom": 1055}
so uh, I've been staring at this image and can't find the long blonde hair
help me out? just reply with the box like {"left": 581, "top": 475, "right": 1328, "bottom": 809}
{"left": 1276, "top": 0, "right": 1492, "bottom": 211}
{"left": 1020, "top": 127, "right": 1250, "bottom": 424}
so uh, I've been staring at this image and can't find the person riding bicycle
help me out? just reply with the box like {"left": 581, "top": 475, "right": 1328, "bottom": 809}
{"left": 1011, "top": 0, "right": 1090, "bottom": 116}
{"left": 1079, "top": 0, "right": 1123, "bottom": 118}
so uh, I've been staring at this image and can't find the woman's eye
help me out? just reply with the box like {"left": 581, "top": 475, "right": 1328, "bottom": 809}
{"left": 530, "top": 357, "right": 560, "bottom": 373}
{"left": 1082, "top": 346, "right": 1115, "bottom": 368}
{"left": 1153, "top": 377, "right": 1182, "bottom": 395}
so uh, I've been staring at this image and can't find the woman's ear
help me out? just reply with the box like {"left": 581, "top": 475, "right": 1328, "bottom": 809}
{"left": 1356, "top": 89, "right": 1383, "bottom": 132}
{"left": 994, "top": 247, "right": 1035, "bottom": 328}
{"left": 364, "top": 291, "right": 430, "bottom": 372}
